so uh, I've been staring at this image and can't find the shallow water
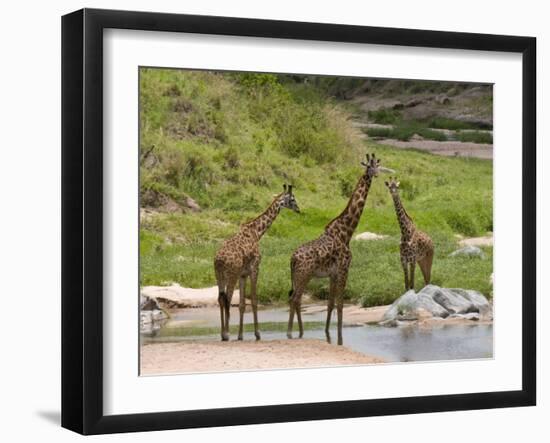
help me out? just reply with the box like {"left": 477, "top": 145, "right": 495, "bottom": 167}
{"left": 142, "top": 305, "right": 493, "bottom": 363}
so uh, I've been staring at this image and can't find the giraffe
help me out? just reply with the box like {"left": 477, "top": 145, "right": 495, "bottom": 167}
{"left": 385, "top": 177, "right": 434, "bottom": 290}
{"left": 287, "top": 153, "right": 384, "bottom": 345}
{"left": 214, "top": 185, "right": 300, "bottom": 341}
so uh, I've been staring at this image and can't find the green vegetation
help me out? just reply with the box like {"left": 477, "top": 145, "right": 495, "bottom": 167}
{"left": 367, "top": 108, "right": 402, "bottom": 125}
{"left": 365, "top": 124, "right": 447, "bottom": 142}
{"left": 426, "top": 116, "right": 491, "bottom": 131}
{"left": 456, "top": 130, "right": 493, "bottom": 144}
{"left": 140, "top": 69, "right": 493, "bottom": 307}
{"left": 366, "top": 107, "right": 493, "bottom": 143}
{"left": 154, "top": 321, "right": 326, "bottom": 338}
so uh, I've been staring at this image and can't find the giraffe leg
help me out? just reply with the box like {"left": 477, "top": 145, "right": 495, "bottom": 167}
{"left": 401, "top": 257, "right": 409, "bottom": 291}
{"left": 292, "top": 260, "right": 305, "bottom": 338}
{"left": 223, "top": 279, "right": 237, "bottom": 341}
{"left": 250, "top": 265, "right": 261, "bottom": 340}
{"left": 287, "top": 289, "right": 297, "bottom": 339}
{"left": 218, "top": 287, "right": 227, "bottom": 341}
{"left": 418, "top": 259, "right": 427, "bottom": 288}
{"left": 287, "top": 284, "right": 305, "bottom": 339}
{"left": 337, "top": 296, "right": 344, "bottom": 346}
{"left": 325, "top": 277, "right": 337, "bottom": 343}
{"left": 409, "top": 261, "right": 416, "bottom": 290}
{"left": 336, "top": 271, "right": 348, "bottom": 346}
{"left": 237, "top": 276, "right": 246, "bottom": 340}
{"left": 288, "top": 265, "right": 310, "bottom": 339}
{"left": 296, "top": 298, "right": 304, "bottom": 338}
{"left": 419, "top": 250, "right": 434, "bottom": 286}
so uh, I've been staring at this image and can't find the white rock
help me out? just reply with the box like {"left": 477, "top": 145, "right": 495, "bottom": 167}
{"left": 140, "top": 293, "right": 161, "bottom": 311}
{"left": 416, "top": 288, "right": 450, "bottom": 318}
{"left": 450, "top": 245, "right": 486, "bottom": 258}
{"left": 381, "top": 285, "right": 492, "bottom": 325}
{"left": 382, "top": 290, "right": 417, "bottom": 321}
{"left": 432, "top": 288, "right": 476, "bottom": 314}
{"left": 140, "top": 309, "right": 168, "bottom": 335}
{"left": 141, "top": 284, "right": 221, "bottom": 308}
{"left": 355, "top": 232, "right": 388, "bottom": 241}
{"left": 459, "top": 235, "right": 493, "bottom": 247}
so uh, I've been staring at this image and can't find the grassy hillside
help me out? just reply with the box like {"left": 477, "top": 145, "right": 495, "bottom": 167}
{"left": 140, "top": 68, "right": 493, "bottom": 306}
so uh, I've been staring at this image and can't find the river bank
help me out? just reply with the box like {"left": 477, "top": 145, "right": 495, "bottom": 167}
{"left": 140, "top": 289, "right": 493, "bottom": 375}
{"left": 140, "top": 339, "right": 385, "bottom": 375}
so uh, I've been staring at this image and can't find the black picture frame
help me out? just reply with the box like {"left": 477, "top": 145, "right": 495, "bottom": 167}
{"left": 61, "top": 8, "right": 536, "bottom": 435}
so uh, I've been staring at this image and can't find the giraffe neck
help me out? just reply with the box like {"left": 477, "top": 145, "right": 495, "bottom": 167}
{"left": 325, "top": 174, "right": 372, "bottom": 244}
{"left": 391, "top": 192, "right": 415, "bottom": 239}
{"left": 244, "top": 194, "right": 283, "bottom": 239}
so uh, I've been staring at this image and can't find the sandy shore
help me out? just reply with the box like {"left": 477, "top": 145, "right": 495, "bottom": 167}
{"left": 140, "top": 339, "right": 385, "bottom": 375}
{"left": 301, "top": 304, "right": 390, "bottom": 325}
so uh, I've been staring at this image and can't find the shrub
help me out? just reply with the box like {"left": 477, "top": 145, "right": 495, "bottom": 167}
{"left": 398, "top": 179, "right": 419, "bottom": 201}
{"left": 427, "top": 117, "right": 492, "bottom": 131}
{"left": 366, "top": 124, "right": 447, "bottom": 142}
{"left": 367, "top": 108, "right": 401, "bottom": 124}
{"left": 334, "top": 167, "right": 361, "bottom": 197}
{"left": 456, "top": 131, "right": 493, "bottom": 144}
{"left": 444, "top": 210, "right": 479, "bottom": 236}
{"left": 274, "top": 102, "right": 356, "bottom": 164}
{"left": 365, "top": 127, "right": 392, "bottom": 138}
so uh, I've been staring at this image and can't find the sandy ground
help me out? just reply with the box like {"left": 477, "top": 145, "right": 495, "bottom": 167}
{"left": 140, "top": 339, "right": 385, "bottom": 375}
{"left": 301, "top": 303, "right": 389, "bottom": 325}
{"left": 142, "top": 284, "right": 221, "bottom": 308}
{"left": 142, "top": 284, "right": 317, "bottom": 309}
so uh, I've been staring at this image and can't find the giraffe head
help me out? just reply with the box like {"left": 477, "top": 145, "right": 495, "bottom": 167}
{"left": 384, "top": 177, "right": 401, "bottom": 195}
{"left": 280, "top": 184, "right": 300, "bottom": 213}
{"left": 361, "top": 153, "right": 382, "bottom": 179}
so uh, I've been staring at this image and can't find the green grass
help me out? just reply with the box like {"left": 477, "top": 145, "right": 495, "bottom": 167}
{"left": 456, "top": 130, "right": 493, "bottom": 144}
{"left": 139, "top": 69, "right": 493, "bottom": 307}
{"left": 366, "top": 108, "right": 492, "bottom": 143}
{"left": 366, "top": 124, "right": 447, "bottom": 142}
{"left": 366, "top": 125, "right": 493, "bottom": 144}
{"left": 426, "top": 117, "right": 492, "bottom": 131}
{"left": 367, "top": 108, "right": 402, "bottom": 125}
{"left": 155, "top": 321, "right": 326, "bottom": 338}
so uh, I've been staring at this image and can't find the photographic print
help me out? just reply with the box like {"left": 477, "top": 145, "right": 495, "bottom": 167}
{"left": 138, "top": 68, "right": 494, "bottom": 376}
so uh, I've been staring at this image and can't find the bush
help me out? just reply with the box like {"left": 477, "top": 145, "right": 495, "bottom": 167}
{"left": 274, "top": 102, "right": 358, "bottom": 164}
{"left": 367, "top": 108, "right": 401, "bottom": 124}
{"left": 398, "top": 179, "right": 419, "bottom": 201}
{"left": 365, "top": 127, "right": 392, "bottom": 138}
{"left": 427, "top": 117, "right": 492, "bottom": 131}
{"left": 456, "top": 131, "right": 493, "bottom": 144}
{"left": 366, "top": 123, "right": 447, "bottom": 142}
{"left": 444, "top": 210, "right": 479, "bottom": 236}
{"left": 334, "top": 167, "right": 361, "bottom": 197}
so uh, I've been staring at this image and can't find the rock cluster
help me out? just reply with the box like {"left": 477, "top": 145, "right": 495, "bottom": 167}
{"left": 381, "top": 285, "right": 492, "bottom": 326}
{"left": 140, "top": 294, "right": 168, "bottom": 335}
